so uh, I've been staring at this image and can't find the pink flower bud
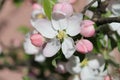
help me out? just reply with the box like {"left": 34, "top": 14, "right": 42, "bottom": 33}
{"left": 32, "top": 3, "right": 42, "bottom": 10}
{"left": 53, "top": 2, "right": 73, "bottom": 17}
{"left": 104, "top": 75, "right": 111, "bottom": 80}
{"left": 30, "top": 33, "right": 44, "bottom": 47}
{"left": 55, "top": 63, "right": 66, "bottom": 74}
{"left": 80, "top": 20, "right": 95, "bottom": 37}
{"left": 76, "top": 39, "right": 93, "bottom": 54}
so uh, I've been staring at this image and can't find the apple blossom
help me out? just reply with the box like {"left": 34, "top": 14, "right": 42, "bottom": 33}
{"left": 76, "top": 39, "right": 93, "bottom": 54}
{"left": 30, "top": 33, "right": 45, "bottom": 47}
{"left": 24, "top": 33, "right": 46, "bottom": 62}
{"left": 53, "top": 2, "right": 73, "bottom": 17}
{"left": 31, "top": 7, "right": 83, "bottom": 58}
{"left": 80, "top": 20, "right": 95, "bottom": 37}
{"left": 24, "top": 33, "right": 40, "bottom": 54}
{"left": 81, "top": 60, "right": 107, "bottom": 80}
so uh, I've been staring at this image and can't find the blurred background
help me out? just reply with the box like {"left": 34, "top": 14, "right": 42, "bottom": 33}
{"left": 0, "top": 0, "right": 33, "bottom": 80}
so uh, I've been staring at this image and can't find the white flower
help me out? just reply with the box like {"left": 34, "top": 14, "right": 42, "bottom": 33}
{"left": 109, "top": 20, "right": 120, "bottom": 36}
{"left": 31, "top": 10, "right": 83, "bottom": 58}
{"left": 111, "top": 3, "right": 120, "bottom": 16}
{"left": 80, "top": 59, "right": 107, "bottom": 80}
{"left": 109, "top": 3, "right": 120, "bottom": 36}
{"left": 87, "top": 0, "right": 105, "bottom": 7}
{"left": 23, "top": 33, "right": 46, "bottom": 62}
{"left": 23, "top": 33, "right": 40, "bottom": 54}
{"left": 65, "top": 56, "right": 81, "bottom": 74}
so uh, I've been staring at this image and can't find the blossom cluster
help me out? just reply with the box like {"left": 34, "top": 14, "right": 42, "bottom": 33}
{"left": 23, "top": 0, "right": 120, "bottom": 80}
{"left": 24, "top": 1, "right": 95, "bottom": 60}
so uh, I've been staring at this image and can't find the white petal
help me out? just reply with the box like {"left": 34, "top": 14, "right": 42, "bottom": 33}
{"left": 87, "top": 0, "right": 98, "bottom": 7}
{"left": 62, "top": 37, "right": 75, "bottom": 59}
{"left": 73, "top": 75, "right": 80, "bottom": 80}
{"left": 85, "top": 10, "right": 94, "bottom": 19}
{"left": 117, "top": 27, "right": 120, "bottom": 36}
{"left": 88, "top": 59, "right": 100, "bottom": 69}
{"left": 66, "top": 65, "right": 81, "bottom": 74}
{"left": 66, "top": 13, "right": 83, "bottom": 36}
{"left": 51, "top": 18, "right": 60, "bottom": 30}
{"left": 35, "top": 52, "right": 46, "bottom": 62}
{"left": 31, "top": 19, "right": 57, "bottom": 38}
{"left": 66, "top": 56, "right": 81, "bottom": 74}
{"left": 23, "top": 34, "right": 39, "bottom": 54}
{"left": 109, "top": 22, "right": 120, "bottom": 31}
{"left": 51, "top": 18, "right": 68, "bottom": 30}
{"left": 111, "top": 4, "right": 120, "bottom": 16}
{"left": 99, "top": 64, "right": 107, "bottom": 76}
{"left": 43, "top": 39, "right": 61, "bottom": 57}
{"left": 81, "top": 66, "right": 96, "bottom": 80}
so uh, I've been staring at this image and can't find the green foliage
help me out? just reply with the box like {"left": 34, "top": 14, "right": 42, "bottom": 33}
{"left": 13, "top": 0, "right": 24, "bottom": 7}
{"left": 52, "top": 58, "right": 57, "bottom": 68}
{"left": 42, "top": 0, "right": 57, "bottom": 20}
{"left": 18, "top": 26, "right": 30, "bottom": 34}
{"left": 23, "top": 76, "right": 31, "bottom": 80}
{"left": 102, "top": 10, "right": 112, "bottom": 18}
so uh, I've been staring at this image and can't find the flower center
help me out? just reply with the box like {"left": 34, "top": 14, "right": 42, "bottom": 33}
{"left": 81, "top": 58, "right": 88, "bottom": 67}
{"left": 57, "top": 30, "right": 66, "bottom": 40}
{"left": 36, "top": 14, "right": 46, "bottom": 19}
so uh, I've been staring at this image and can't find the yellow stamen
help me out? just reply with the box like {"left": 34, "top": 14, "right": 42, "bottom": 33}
{"left": 36, "top": 14, "right": 45, "bottom": 19}
{"left": 57, "top": 31, "right": 66, "bottom": 40}
{"left": 81, "top": 58, "right": 88, "bottom": 67}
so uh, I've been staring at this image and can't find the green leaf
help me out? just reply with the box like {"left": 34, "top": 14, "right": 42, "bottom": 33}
{"left": 18, "top": 26, "right": 30, "bottom": 34}
{"left": 52, "top": 58, "right": 57, "bottom": 68}
{"left": 117, "top": 41, "right": 120, "bottom": 52}
{"left": 43, "top": 0, "right": 53, "bottom": 20}
{"left": 13, "top": 0, "right": 24, "bottom": 7}
{"left": 108, "top": 39, "right": 112, "bottom": 51}
{"left": 103, "top": 61, "right": 108, "bottom": 71}
{"left": 23, "top": 76, "right": 31, "bottom": 80}
{"left": 102, "top": 10, "right": 112, "bottom": 18}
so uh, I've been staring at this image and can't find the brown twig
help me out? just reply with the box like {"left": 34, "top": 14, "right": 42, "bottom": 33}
{"left": 82, "top": 0, "right": 97, "bottom": 13}
{"left": 94, "top": 17, "right": 120, "bottom": 25}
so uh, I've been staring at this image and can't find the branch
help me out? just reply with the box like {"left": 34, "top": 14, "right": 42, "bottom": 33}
{"left": 94, "top": 17, "right": 120, "bottom": 25}
{"left": 82, "top": 0, "right": 97, "bottom": 13}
